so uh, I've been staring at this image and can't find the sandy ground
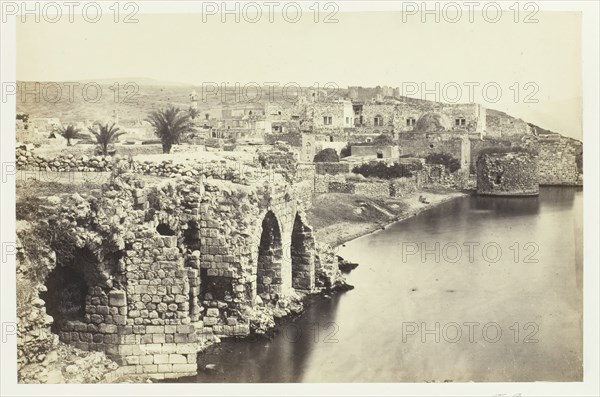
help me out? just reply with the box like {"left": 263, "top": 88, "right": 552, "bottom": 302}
{"left": 308, "top": 189, "right": 469, "bottom": 248}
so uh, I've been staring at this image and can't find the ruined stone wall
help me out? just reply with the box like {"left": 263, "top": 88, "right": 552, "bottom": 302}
{"left": 476, "top": 153, "right": 539, "bottom": 195}
{"left": 296, "top": 163, "right": 316, "bottom": 181}
{"left": 314, "top": 174, "right": 346, "bottom": 194}
{"left": 41, "top": 180, "right": 201, "bottom": 379}
{"left": 315, "top": 162, "right": 352, "bottom": 175}
{"left": 399, "top": 132, "right": 466, "bottom": 167}
{"left": 353, "top": 181, "right": 390, "bottom": 197}
{"left": 16, "top": 239, "right": 59, "bottom": 382}
{"left": 295, "top": 179, "right": 315, "bottom": 209}
{"left": 470, "top": 136, "right": 582, "bottom": 186}
{"left": 328, "top": 181, "right": 356, "bottom": 194}
{"left": 257, "top": 147, "right": 299, "bottom": 179}
{"left": 319, "top": 175, "right": 423, "bottom": 198}
{"left": 18, "top": 163, "right": 342, "bottom": 380}
{"left": 537, "top": 136, "right": 582, "bottom": 185}
{"left": 17, "top": 145, "right": 114, "bottom": 172}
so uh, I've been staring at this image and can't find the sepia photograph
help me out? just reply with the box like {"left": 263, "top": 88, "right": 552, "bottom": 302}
{"left": 1, "top": 1, "right": 598, "bottom": 396}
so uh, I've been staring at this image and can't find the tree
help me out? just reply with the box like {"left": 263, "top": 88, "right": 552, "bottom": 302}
{"left": 146, "top": 105, "right": 195, "bottom": 154}
{"left": 372, "top": 133, "right": 394, "bottom": 146}
{"left": 88, "top": 122, "right": 125, "bottom": 156}
{"left": 425, "top": 152, "right": 461, "bottom": 173}
{"left": 58, "top": 125, "right": 81, "bottom": 146}
{"left": 188, "top": 106, "right": 200, "bottom": 120}
{"left": 313, "top": 148, "right": 339, "bottom": 162}
{"left": 340, "top": 144, "right": 352, "bottom": 158}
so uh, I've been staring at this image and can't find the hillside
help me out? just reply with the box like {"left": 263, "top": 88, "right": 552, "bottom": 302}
{"left": 15, "top": 80, "right": 569, "bottom": 140}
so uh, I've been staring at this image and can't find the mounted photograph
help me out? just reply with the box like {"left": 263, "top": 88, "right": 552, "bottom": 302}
{"left": 1, "top": 1, "right": 598, "bottom": 396}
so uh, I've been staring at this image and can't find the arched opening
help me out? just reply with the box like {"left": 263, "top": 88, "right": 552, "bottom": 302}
{"left": 291, "top": 213, "right": 315, "bottom": 291}
{"left": 41, "top": 265, "right": 88, "bottom": 333}
{"left": 183, "top": 221, "right": 200, "bottom": 251}
{"left": 156, "top": 223, "right": 176, "bottom": 236}
{"left": 40, "top": 247, "right": 101, "bottom": 334}
{"left": 257, "top": 211, "right": 283, "bottom": 302}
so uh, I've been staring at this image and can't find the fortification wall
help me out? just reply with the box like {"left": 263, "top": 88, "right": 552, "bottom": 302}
{"left": 537, "top": 137, "right": 582, "bottom": 185}
{"left": 476, "top": 153, "right": 539, "bottom": 196}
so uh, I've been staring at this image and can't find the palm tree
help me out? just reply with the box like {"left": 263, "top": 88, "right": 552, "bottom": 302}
{"left": 146, "top": 105, "right": 195, "bottom": 154}
{"left": 88, "top": 122, "right": 125, "bottom": 156}
{"left": 58, "top": 125, "right": 81, "bottom": 146}
{"left": 188, "top": 106, "right": 200, "bottom": 120}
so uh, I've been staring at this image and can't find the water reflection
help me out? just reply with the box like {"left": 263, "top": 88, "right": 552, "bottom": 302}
{"left": 470, "top": 194, "right": 540, "bottom": 216}
{"left": 171, "top": 187, "right": 583, "bottom": 383}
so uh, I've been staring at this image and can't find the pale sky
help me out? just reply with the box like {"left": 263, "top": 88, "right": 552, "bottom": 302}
{"left": 16, "top": 10, "right": 582, "bottom": 139}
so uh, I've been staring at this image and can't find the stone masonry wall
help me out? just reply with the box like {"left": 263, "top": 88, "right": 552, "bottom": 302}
{"left": 18, "top": 161, "right": 342, "bottom": 380}
{"left": 315, "top": 174, "right": 346, "bottom": 194}
{"left": 398, "top": 132, "right": 465, "bottom": 162}
{"left": 477, "top": 152, "right": 539, "bottom": 196}
{"left": 537, "top": 136, "right": 582, "bottom": 185}
{"left": 328, "top": 181, "right": 356, "bottom": 194}
{"left": 354, "top": 182, "right": 390, "bottom": 197}
{"left": 315, "top": 162, "right": 352, "bottom": 175}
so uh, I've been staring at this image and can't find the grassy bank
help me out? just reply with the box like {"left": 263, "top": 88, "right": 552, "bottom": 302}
{"left": 306, "top": 187, "right": 469, "bottom": 248}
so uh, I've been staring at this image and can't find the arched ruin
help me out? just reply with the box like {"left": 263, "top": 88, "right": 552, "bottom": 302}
{"left": 257, "top": 211, "right": 284, "bottom": 302}
{"left": 291, "top": 213, "right": 315, "bottom": 291}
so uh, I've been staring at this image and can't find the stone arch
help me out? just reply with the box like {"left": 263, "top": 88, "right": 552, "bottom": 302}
{"left": 291, "top": 213, "right": 315, "bottom": 291}
{"left": 40, "top": 245, "right": 111, "bottom": 335}
{"left": 41, "top": 263, "right": 89, "bottom": 334}
{"left": 257, "top": 211, "right": 284, "bottom": 302}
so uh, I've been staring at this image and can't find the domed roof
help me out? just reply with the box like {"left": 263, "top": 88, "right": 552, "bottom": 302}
{"left": 415, "top": 112, "right": 451, "bottom": 132}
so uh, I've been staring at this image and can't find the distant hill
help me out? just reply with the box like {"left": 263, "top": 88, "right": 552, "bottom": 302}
{"left": 16, "top": 81, "right": 206, "bottom": 124}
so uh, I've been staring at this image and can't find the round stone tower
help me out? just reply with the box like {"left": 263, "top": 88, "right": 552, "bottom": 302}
{"left": 476, "top": 152, "right": 539, "bottom": 196}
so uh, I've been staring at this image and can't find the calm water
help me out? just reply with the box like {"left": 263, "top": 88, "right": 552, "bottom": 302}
{"left": 176, "top": 187, "right": 583, "bottom": 383}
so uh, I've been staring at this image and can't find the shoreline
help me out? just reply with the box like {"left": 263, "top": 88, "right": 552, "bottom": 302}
{"left": 309, "top": 189, "right": 472, "bottom": 249}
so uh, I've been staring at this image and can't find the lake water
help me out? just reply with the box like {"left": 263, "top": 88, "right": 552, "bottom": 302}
{"left": 175, "top": 187, "right": 583, "bottom": 383}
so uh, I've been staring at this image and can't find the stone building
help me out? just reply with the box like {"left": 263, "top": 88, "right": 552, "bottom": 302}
{"left": 310, "top": 99, "right": 354, "bottom": 131}
{"left": 398, "top": 132, "right": 472, "bottom": 172}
